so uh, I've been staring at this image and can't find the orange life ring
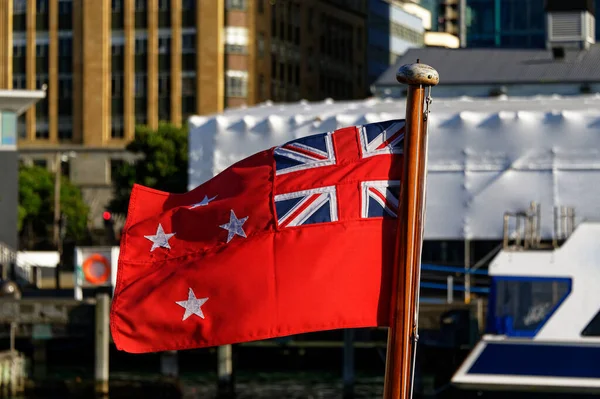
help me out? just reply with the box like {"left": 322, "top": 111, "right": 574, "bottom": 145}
{"left": 82, "top": 254, "right": 111, "bottom": 285}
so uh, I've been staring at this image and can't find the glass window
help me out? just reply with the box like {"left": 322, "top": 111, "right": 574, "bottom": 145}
{"left": 37, "top": 0, "right": 48, "bottom": 13}
{"left": 182, "top": 33, "right": 195, "bottom": 53}
{"left": 158, "top": 0, "right": 170, "bottom": 11}
{"left": 135, "top": 37, "right": 147, "bottom": 54}
{"left": 1, "top": 112, "right": 17, "bottom": 146}
{"left": 58, "top": 76, "right": 72, "bottom": 99}
{"left": 225, "top": 0, "right": 246, "bottom": 10}
{"left": 158, "top": 37, "right": 171, "bottom": 54}
{"left": 134, "top": 75, "right": 146, "bottom": 97}
{"left": 13, "top": 0, "right": 27, "bottom": 14}
{"left": 490, "top": 277, "right": 571, "bottom": 337}
{"left": 59, "top": 0, "right": 72, "bottom": 14}
{"left": 225, "top": 70, "right": 248, "bottom": 97}
{"left": 224, "top": 27, "right": 248, "bottom": 54}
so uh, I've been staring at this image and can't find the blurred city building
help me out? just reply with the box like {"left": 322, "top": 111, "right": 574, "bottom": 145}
{"left": 373, "top": 1, "right": 600, "bottom": 97}
{"left": 367, "top": 0, "right": 429, "bottom": 85}
{"left": 0, "top": 0, "right": 377, "bottom": 229}
{"left": 433, "top": 0, "right": 600, "bottom": 49}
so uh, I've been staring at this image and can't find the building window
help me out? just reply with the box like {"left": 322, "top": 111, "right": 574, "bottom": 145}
{"left": 135, "top": 0, "right": 147, "bottom": 28}
{"left": 35, "top": 129, "right": 50, "bottom": 140}
{"left": 135, "top": 37, "right": 147, "bottom": 54}
{"left": 58, "top": 126, "right": 73, "bottom": 141}
{"left": 36, "top": 75, "right": 48, "bottom": 90}
{"left": 37, "top": 0, "right": 48, "bottom": 13}
{"left": 112, "top": 75, "right": 123, "bottom": 97}
{"left": 225, "top": 70, "right": 248, "bottom": 97}
{"left": 14, "top": 0, "right": 26, "bottom": 14}
{"left": 182, "top": 0, "right": 195, "bottom": 25}
{"left": 58, "top": 76, "right": 72, "bottom": 99}
{"left": 36, "top": 44, "right": 48, "bottom": 57}
{"left": 134, "top": 75, "right": 146, "bottom": 97}
{"left": 111, "top": 123, "right": 124, "bottom": 139}
{"left": 58, "top": 0, "right": 72, "bottom": 14}
{"left": 158, "top": 75, "right": 170, "bottom": 97}
{"left": 158, "top": 37, "right": 171, "bottom": 54}
{"left": 224, "top": 27, "right": 248, "bottom": 54}
{"left": 12, "top": 75, "right": 26, "bottom": 89}
{"left": 12, "top": 44, "right": 24, "bottom": 57}
{"left": 182, "top": 74, "right": 195, "bottom": 96}
{"left": 111, "top": 0, "right": 122, "bottom": 11}
{"left": 158, "top": 0, "right": 170, "bottom": 11}
{"left": 182, "top": 32, "right": 195, "bottom": 53}
{"left": 112, "top": 43, "right": 124, "bottom": 56}
{"left": 135, "top": 0, "right": 146, "bottom": 10}
{"left": 225, "top": 0, "right": 246, "bottom": 10}
{"left": 58, "top": 37, "right": 72, "bottom": 56}
{"left": 57, "top": 0, "right": 72, "bottom": 28}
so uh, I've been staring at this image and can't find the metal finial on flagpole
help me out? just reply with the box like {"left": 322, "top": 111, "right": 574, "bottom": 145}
{"left": 383, "top": 60, "right": 439, "bottom": 399}
{"left": 396, "top": 61, "right": 439, "bottom": 87}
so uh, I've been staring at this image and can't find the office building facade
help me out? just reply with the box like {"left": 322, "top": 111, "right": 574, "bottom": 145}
{"left": 367, "top": 0, "right": 427, "bottom": 85}
{"left": 464, "top": 0, "right": 600, "bottom": 48}
{"left": 0, "top": 0, "right": 369, "bottom": 228}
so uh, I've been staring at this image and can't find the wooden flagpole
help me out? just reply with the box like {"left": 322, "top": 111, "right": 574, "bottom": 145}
{"left": 383, "top": 60, "right": 439, "bottom": 399}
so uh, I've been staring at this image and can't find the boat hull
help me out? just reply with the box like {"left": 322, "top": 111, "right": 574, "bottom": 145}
{"left": 452, "top": 337, "right": 600, "bottom": 393}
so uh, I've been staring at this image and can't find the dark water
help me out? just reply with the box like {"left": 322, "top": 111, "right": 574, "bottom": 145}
{"left": 18, "top": 370, "right": 600, "bottom": 399}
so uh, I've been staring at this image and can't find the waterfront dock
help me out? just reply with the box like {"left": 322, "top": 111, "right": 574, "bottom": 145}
{"left": 0, "top": 289, "right": 485, "bottom": 398}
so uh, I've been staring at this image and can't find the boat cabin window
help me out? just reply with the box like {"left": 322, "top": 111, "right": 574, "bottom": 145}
{"left": 489, "top": 277, "right": 571, "bottom": 337}
{"left": 582, "top": 310, "right": 600, "bottom": 336}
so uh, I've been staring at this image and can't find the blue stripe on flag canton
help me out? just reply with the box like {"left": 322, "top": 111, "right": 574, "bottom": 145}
{"left": 273, "top": 132, "right": 336, "bottom": 175}
{"left": 358, "top": 120, "right": 405, "bottom": 158}
{"left": 361, "top": 181, "right": 401, "bottom": 219}
{"left": 274, "top": 187, "right": 338, "bottom": 227}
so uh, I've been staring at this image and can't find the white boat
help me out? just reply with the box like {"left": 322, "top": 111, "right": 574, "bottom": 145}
{"left": 452, "top": 221, "right": 600, "bottom": 393}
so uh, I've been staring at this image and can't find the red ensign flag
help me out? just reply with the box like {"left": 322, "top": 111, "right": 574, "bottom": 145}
{"left": 110, "top": 120, "right": 406, "bottom": 353}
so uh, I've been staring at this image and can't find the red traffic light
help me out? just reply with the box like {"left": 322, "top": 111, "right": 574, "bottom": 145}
{"left": 103, "top": 211, "right": 112, "bottom": 221}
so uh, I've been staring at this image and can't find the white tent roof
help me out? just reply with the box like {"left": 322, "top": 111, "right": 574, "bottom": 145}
{"left": 188, "top": 94, "right": 600, "bottom": 240}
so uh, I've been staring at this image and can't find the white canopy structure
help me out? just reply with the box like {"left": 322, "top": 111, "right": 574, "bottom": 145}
{"left": 188, "top": 94, "right": 600, "bottom": 240}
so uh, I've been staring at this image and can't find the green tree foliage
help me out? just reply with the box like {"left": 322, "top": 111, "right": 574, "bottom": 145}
{"left": 18, "top": 165, "right": 90, "bottom": 248}
{"left": 109, "top": 122, "right": 188, "bottom": 215}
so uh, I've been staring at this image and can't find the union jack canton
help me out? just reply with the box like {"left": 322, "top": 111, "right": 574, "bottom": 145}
{"left": 273, "top": 120, "right": 405, "bottom": 228}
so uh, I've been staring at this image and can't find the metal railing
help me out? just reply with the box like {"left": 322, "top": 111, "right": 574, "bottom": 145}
{"left": 502, "top": 201, "right": 576, "bottom": 250}
{"left": 0, "top": 242, "right": 34, "bottom": 284}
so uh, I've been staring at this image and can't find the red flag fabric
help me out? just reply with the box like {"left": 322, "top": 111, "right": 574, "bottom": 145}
{"left": 110, "top": 120, "right": 406, "bottom": 353}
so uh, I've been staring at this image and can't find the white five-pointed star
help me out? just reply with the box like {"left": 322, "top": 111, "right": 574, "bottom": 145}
{"left": 144, "top": 223, "right": 176, "bottom": 252}
{"left": 176, "top": 288, "right": 209, "bottom": 321}
{"left": 190, "top": 195, "right": 217, "bottom": 209}
{"left": 219, "top": 210, "right": 249, "bottom": 243}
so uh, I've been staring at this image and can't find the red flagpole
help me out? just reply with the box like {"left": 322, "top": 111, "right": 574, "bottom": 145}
{"left": 383, "top": 60, "right": 439, "bottom": 399}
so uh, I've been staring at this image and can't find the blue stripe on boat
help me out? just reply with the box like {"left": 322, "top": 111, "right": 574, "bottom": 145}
{"left": 468, "top": 342, "right": 600, "bottom": 378}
